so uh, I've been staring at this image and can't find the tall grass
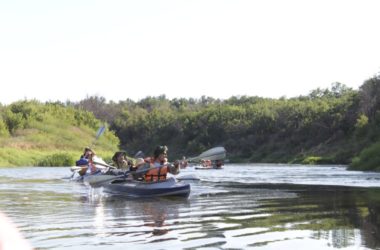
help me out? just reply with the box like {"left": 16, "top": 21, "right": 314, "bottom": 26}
{"left": 36, "top": 152, "right": 76, "bottom": 166}
{"left": 349, "top": 142, "right": 380, "bottom": 171}
{"left": 0, "top": 148, "right": 115, "bottom": 167}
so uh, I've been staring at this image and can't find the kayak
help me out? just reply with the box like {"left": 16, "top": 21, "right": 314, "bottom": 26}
{"left": 176, "top": 174, "right": 200, "bottom": 181}
{"left": 70, "top": 157, "right": 118, "bottom": 185}
{"left": 195, "top": 166, "right": 223, "bottom": 170}
{"left": 83, "top": 173, "right": 119, "bottom": 187}
{"left": 103, "top": 177, "right": 191, "bottom": 198}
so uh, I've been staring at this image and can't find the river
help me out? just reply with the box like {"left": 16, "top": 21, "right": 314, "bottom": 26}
{"left": 1, "top": 164, "right": 380, "bottom": 249}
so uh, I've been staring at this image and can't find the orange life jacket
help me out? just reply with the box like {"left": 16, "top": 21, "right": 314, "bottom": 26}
{"left": 145, "top": 159, "right": 168, "bottom": 182}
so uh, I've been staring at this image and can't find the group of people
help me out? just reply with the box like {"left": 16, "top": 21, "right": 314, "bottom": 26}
{"left": 75, "top": 145, "right": 180, "bottom": 182}
{"left": 200, "top": 159, "right": 224, "bottom": 169}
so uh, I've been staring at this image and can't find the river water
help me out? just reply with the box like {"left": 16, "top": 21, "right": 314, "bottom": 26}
{"left": 1, "top": 164, "right": 380, "bottom": 249}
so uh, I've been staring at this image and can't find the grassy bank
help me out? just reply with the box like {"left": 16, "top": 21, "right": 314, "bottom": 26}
{"left": 0, "top": 100, "right": 120, "bottom": 167}
{"left": 0, "top": 148, "right": 115, "bottom": 167}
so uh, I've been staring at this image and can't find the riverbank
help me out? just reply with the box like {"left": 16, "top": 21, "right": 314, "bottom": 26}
{"left": 0, "top": 148, "right": 115, "bottom": 167}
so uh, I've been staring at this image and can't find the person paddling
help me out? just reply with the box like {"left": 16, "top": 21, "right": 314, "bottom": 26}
{"left": 75, "top": 147, "right": 95, "bottom": 176}
{"left": 75, "top": 147, "right": 106, "bottom": 175}
{"left": 143, "top": 145, "right": 180, "bottom": 182}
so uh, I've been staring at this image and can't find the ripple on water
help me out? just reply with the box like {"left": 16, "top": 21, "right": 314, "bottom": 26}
{"left": 1, "top": 166, "right": 380, "bottom": 249}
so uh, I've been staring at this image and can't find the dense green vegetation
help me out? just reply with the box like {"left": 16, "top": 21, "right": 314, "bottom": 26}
{"left": 1, "top": 75, "right": 380, "bottom": 170}
{"left": 72, "top": 78, "right": 380, "bottom": 170}
{"left": 0, "top": 100, "right": 119, "bottom": 166}
{"left": 74, "top": 78, "right": 380, "bottom": 170}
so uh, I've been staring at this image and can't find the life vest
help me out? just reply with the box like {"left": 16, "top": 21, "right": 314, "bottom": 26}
{"left": 145, "top": 159, "right": 168, "bottom": 182}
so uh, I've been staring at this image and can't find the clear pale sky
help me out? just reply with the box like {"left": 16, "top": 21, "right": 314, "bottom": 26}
{"left": 1, "top": 0, "right": 380, "bottom": 104}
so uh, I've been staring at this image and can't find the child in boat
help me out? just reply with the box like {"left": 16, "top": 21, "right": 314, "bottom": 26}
{"left": 75, "top": 147, "right": 96, "bottom": 176}
{"left": 104, "top": 151, "right": 133, "bottom": 176}
{"left": 111, "top": 151, "right": 132, "bottom": 170}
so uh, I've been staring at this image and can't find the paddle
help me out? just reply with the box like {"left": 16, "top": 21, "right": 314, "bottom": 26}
{"left": 187, "top": 146, "right": 226, "bottom": 162}
{"left": 70, "top": 166, "right": 86, "bottom": 172}
{"left": 91, "top": 125, "right": 106, "bottom": 147}
{"left": 92, "top": 161, "right": 116, "bottom": 169}
{"left": 70, "top": 162, "right": 111, "bottom": 172}
{"left": 70, "top": 160, "right": 112, "bottom": 179}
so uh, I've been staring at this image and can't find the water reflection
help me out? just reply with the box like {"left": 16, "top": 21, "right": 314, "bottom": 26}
{"left": 141, "top": 201, "right": 170, "bottom": 236}
{"left": 86, "top": 191, "right": 187, "bottom": 243}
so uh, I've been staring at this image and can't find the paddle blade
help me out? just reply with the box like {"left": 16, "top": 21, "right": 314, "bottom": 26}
{"left": 188, "top": 147, "right": 226, "bottom": 162}
{"left": 95, "top": 125, "right": 106, "bottom": 140}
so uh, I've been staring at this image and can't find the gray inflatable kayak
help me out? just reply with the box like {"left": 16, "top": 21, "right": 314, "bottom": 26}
{"left": 103, "top": 177, "right": 190, "bottom": 198}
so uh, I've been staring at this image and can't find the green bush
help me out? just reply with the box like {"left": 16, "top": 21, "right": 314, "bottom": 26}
{"left": 349, "top": 142, "right": 380, "bottom": 171}
{"left": 37, "top": 153, "right": 75, "bottom": 167}
{"left": 302, "top": 156, "right": 323, "bottom": 165}
{"left": 300, "top": 156, "right": 336, "bottom": 165}
{"left": 0, "top": 119, "right": 9, "bottom": 137}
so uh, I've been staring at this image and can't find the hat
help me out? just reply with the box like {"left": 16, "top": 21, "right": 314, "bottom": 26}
{"left": 112, "top": 151, "right": 127, "bottom": 162}
{"left": 135, "top": 158, "right": 145, "bottom": 167}
{"left": 84, "top": 147, "right": 95, "bottom": 155}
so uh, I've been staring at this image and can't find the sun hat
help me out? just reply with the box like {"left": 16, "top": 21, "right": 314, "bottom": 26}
{"left": 112, "top": 151, "right": 127, "bottom": 162}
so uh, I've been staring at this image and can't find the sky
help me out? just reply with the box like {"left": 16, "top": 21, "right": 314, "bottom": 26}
{"left": 1, "top": 0, "right": 380, "bottom": 104}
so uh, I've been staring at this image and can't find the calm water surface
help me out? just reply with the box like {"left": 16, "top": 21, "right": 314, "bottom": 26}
{"left": 1, "top": 164, "right": 380, "bottom": 249}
